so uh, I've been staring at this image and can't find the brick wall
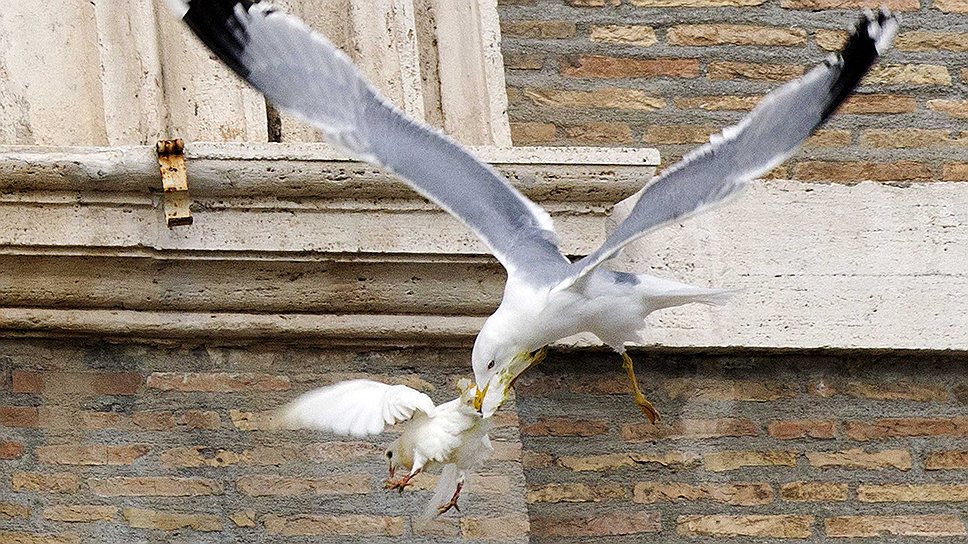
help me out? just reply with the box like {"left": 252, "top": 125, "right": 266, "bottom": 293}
{"left": 515, "top": 350, "right": 968, "bottom": 541}
{"left": 499, "top": 0, "right": 968, "bottom": 182}
{"left": 0, "top": 340, "right": 530, "bottom": 543}
{"left": 2, "top": 340, "right": 966, "bottom": 542}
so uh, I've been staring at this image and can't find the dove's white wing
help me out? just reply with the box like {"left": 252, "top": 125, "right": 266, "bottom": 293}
{"left": 283, "top": 379, "right": 436, "bottom": 438}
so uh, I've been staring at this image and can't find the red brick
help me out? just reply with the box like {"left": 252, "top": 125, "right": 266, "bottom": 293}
{"left": 123, "top": 508, "right": 222, "bottom": 531}
{"left": 180, "top": 410, "right": 221, "bottom": 429}
{"left": 12, "top": 372, "right": 141, "bottom": 395}
{"left": 145, "top": 372, "right": 290, "bottom": 392}
{"left": 866, "top": 64, "right": 951, "bottom": 86}
{"left": 558, "top": 451, "right": 701, "bottom": 471}
{"left": 822, "top": 381, "right": 952, "bottom": 402}
{"left": 644, "top": 125, "right": 718, "bottom": 145}
{"left": 783, "top": 0, "right": 918, "bottom": 8}
{"left": 929, "top": 99, "right": 968, "bottom": 119}
{"left": 527, "top": 482, "right": 627, "bottom": 503}
{"left": 501, "top": 20, "right": 576, "bottom": 39}
{"left": 674, "top": 95, "right": 761, "bottom": 111}
{"left": 678, "top": 514, "right": 814, "bottom": 538}
{"left": 935, "top": 0, "right": 968, "bottom": 12}
{"left": 505, "top": 53, "right": 545, "bottom": 70}
{"left": 664, "top": 378, "right": 797, "bottom": 401}
{"left": 844, "top": 417, "right": 968, "bottom": 440}
{"left": 12, "top": 472, "right": 80, "bottom": 493}
{"left": 564, "top": 122, "right": 633, "bottom": 144}
{"left": 703, "top": 450, "right": 797, "bottom": 472}
{"left": 0, "top": 501, "right": 30, "bottom": 519}
{"left": 792, "top": 161, "right": 934, "bottom": 182}
{"left": 806, "top": 448, "right": 912, "bottom": 470}
{"left": 0, "top": 532, "right": 80, "bottom": 544}
{"left": 36, "top": 444, "right": 149, "bottom": 466}
{"left": 263, "top": 514, "right": 405, "bottom": 536}
{"left": 0, "top": 406, "right": 39, "bottom": 428}
{"left": 667, "top": 24, "right": 806, "bottom": 46}
{"left": 511, "top": 122, "right": 556, "bottom": 144}
{"left": 768, "top": 420, "right": 836, "bottom": 440}
{"left": 708, "top": 61, "right": 803, "bottom": 81}
{"left": 459, "top": 516, "right": 530, "bottom": 539}
{"left": 43, "top": 505, "right": 117, "bottom": 523}
{"left": 942, "top": 163, "right": 968, "bottom": 181}
{"left": 780, "top": 481, "right": 849, "bottom": 501}
{"left": 858, "top": 484, "right": 968, "bottom": 502}
{"left": 561, "top": 55, "right": 700, "bottom": 79}
{"left": 236, "top": 475, "right": 371, "bottom": 496}
{"left": 825, "top": 515, "right": 967, "bottom": 537}
{"left": 89, "top": 476, "right": 222, "bottom": 497}
{"left": 521, "top": 418, "right": 608, "bottom": 437}
{"left": 925, "top": 450, "right": 968, "bottom": 470}
{"left": 634, "top": 482, "right": 773, "bottom": 505}
{"left": 840, "top": 94, "right": 918, "bottom": 114}
{"left": 631, "top": 0, "right": 765, "bottom": 5}
{"left": 622, "top": 418, "right": 758, "bottom": 441}
{"left": 0, "top": 441, "right": 24, "bottom": 460}
{"left": 861, "top": 128, "right": 957, "bottom": 148}
{"left": 531, "top": 511, "right": 661, "bottom": 537}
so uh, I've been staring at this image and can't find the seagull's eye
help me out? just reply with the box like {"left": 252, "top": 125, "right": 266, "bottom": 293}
{"left": 487, "top": 360, "right": 495, "bottom": 370}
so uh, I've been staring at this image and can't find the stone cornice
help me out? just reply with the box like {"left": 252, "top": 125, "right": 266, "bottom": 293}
{"left": 2, "top": 144, "right": 966, "bottom": 352}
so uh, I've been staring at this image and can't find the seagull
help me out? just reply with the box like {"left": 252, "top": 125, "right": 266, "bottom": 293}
{"left": 280, "top": 378, "right": 494, "bottom": 516}
{"left": 168, "top": 1, "right": 899, "bottom": 420}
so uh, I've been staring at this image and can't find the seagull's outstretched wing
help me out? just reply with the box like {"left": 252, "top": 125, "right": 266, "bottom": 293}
{"left": 167, "top": 0, "right": 569, "bottom": 283}
{"left": 282, "top": 379, "right": 437, "bottom": 437}
{"left": 562, "top": 9, "right": 899, "bottom": 286}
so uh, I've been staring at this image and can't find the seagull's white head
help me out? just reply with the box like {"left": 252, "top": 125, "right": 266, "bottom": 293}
{"left": 472, "top": 322, "right": 548, "bottom": 416}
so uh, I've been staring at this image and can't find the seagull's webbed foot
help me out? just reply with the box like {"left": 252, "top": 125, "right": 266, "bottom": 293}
{"left": 436, "top": 482, "right": 464, "bottom": 516}
{"left": 621, "top": 352, "right": 660, "bottom": 424}
{"left": 384, "top": 470, "right": 420, "bottom": 493}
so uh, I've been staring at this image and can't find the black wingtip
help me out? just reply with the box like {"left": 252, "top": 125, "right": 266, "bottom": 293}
{"left": 822, "top": 7, "right": 899, "bottom": 120}
{"left": 178, "top": 0, "right": 258, "bottom": 79}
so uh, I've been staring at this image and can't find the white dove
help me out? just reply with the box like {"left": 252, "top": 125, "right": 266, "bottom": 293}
{"left": 281, "top": 378, "right": 494, "bottom": 516}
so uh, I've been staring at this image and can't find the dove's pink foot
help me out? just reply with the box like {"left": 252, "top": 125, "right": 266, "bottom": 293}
{"left": 384, "top": 470, "right": 420, "bottom": 493}
{"left": 436, "top": 482, "right": 464, "bottom": 516}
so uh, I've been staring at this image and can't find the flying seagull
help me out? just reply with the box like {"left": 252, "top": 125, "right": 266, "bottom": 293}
{"left": 280, "top": 378, "right": 494, "bottom": 516}
{"left": 168, "top": 1, "right": 898, "bottom": 420}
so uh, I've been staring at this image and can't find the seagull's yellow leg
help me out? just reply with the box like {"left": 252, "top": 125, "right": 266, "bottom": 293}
{"left": 621, "top": 352, "right": 660, "bottom": 424}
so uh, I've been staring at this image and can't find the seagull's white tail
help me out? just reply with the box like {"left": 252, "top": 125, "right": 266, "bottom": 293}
{"left": 422, "top": 464, "right": 461, "bottom": 519}
{"left": 638, "top": 276, "right": 740, "bottom": 312}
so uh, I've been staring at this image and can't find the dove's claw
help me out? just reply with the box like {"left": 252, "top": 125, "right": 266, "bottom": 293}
{"left": 436, "top": 482, "right": 464, "bottom": 516}
{"left": 384, "top": 471, "right": 419, "bottom": 493}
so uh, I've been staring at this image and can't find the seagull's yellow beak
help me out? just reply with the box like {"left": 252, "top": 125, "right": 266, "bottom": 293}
{"left": 473, "top": 382, "right": 488, "bottom": 412}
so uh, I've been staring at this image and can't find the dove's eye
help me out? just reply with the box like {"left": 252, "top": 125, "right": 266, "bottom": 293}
{"left": 385, "top": 451, "right": 392, "bottom": 459}
{"left": 487, "top": 360, "right": 495, "bottom": 370}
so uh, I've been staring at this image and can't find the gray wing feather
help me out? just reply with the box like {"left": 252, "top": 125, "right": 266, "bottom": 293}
{"left": 174, "top": 0, "right": 569, "bottom": 284}
{"left": 562, "top": 9, "right": 899, "bottom": 287}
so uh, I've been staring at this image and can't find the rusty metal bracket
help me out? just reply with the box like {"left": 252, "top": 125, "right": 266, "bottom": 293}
{"left": 156, "top": 138, "right": 193, "bottom": 227}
